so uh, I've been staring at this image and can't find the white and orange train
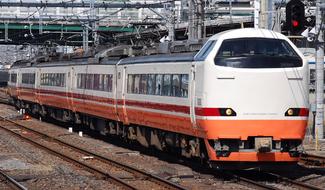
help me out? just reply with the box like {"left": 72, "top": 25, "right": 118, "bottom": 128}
{"left": 7, "top": 28, "right": 309, "bottom": 169}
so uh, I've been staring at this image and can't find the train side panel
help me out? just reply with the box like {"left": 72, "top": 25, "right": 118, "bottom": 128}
{"left": 116, "top": 62, "right": 205, "bottom": 137}
{"left": 71, "top": 64, "right": 118, "bottom": 121}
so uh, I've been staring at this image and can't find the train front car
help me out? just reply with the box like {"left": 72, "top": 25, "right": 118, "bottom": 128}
{"left": 195, "top": 28, "right": 309, "bottom": 169}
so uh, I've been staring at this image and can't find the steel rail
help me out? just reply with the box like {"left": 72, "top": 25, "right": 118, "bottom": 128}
{"left": 300, "top": 153, "right": 325, "bottom": 167}
{"left": 0, "top": 170, "right": 28, "bottom": 190}
{"left": 0, "top": 116, "right": 187, "bottom": 190}
{"left": 264, "top": 172, "right": 324, "bottom": 190}
{"left": 220, "top": 171, "right": 280, "bottom": 190}
{"left": 0, "top": 119, "right": 135, "bottom": 190}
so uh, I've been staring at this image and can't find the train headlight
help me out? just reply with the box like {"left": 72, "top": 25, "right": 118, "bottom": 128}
{"left": 225, "top": 108, "right": 233, "bottom": 116}
{"left": 219, "top": 108, "right": 236, "bottom": 116}
{"left": 195, "top": 108, "right": 237, "bottom": 116}
{"left": 285, "top": 108, "right": 309, "bottom": 117}
{"left": 287, "top": 109, "right": 294, "bottom": 116}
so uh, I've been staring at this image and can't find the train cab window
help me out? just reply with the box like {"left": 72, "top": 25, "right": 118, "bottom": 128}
{"left": 195, "top": 40, "right": 217, "bottom": 61}
{"left": 10, "top": 73, "right": 17, "bottom": 83}
{"left": 172, "top": 74, "right": 181, "bottom": 97}
{"left": 181, "top": 74, "right": 189, "bottom": 97}
{"left": 214, "top": 38, "right": 302, "bottom": 68}
{"left": 139, "top": 74, "right": 148, "bottom": 94}
{"left": 147, "top": 74, "right": 156, "bottom": 95}
{"left": 162, "top": 74, "right": 172, "bottom": 96}
{"left": 155, "top": 74, "right": 163, "bottom": 95}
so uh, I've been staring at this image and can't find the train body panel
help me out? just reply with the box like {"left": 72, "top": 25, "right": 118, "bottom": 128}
{"left": 7, "top": 28, "right": 309, "bottom": 167}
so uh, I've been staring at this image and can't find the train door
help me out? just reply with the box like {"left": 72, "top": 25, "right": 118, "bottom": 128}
{"left": 36, "top": 68, "right": 41, "bottom": 104}
{"left": 116, "top": 65, "right": 128, "bottom": 124}
{"left": 68, "top": 67, "right": 74, "bottom": 111}
{"left": 189, "top": 64, "right": 197, "bottom": 128}
{"left": 17, "top": 68, "right": 21, "bottom": 100}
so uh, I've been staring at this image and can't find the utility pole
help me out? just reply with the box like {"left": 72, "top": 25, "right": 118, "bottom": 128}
{"left": 197, "top": 0, "right": 204, "bottom": 39}
{"left": 188, "top": 0, "right": 204, "bottom": 40}
{"left": 90, "top": 0, "right": 98, "bottom": 47}
{"left": 254, "top": 0, "right": 260, "bottom": 28}
{"left": 83, "top": 27, "right": 89, "bottom": 52}
{"left": 168, "top": 1, "right": 175, "bottom": 41}
{"left": 259, "top": 0, "right": 273, "bottom": 30}
{"left": 188, "top": 0, "right": 196, "bottom": 40}
{"left": 315, "top": 0, "right": 325, "bottom": 142}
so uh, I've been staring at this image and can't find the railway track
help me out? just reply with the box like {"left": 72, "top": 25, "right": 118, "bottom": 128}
{"left": 300, "top": 153, "right": 325, "bottom": 167}
{"left": 229, "top": 170, "right": 324, "bottom": 190}
{"left": 0, "top": 103, "right": 323, "bottom": 190}
{"left": 0, "top": 116, "right": 187, "bottom": 190}
{"left": 0, "top": 170, "right": 27, "bottom": 190}
{"left": 262, "top": 172, "right": 324, "bottom": 190}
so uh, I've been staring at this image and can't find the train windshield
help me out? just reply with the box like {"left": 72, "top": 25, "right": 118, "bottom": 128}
{"left": 214, "top": 38, "right": 302, "bottom": 68}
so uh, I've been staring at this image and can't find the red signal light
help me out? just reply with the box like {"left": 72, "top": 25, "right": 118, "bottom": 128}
{"left": 292, "top": 20, "right": 299, "bottom": 27}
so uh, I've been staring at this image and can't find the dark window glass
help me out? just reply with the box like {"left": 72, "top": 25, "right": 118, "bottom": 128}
{"left": 86, "top": 74, "right": 93, "bottom": 89}
{"left": 139, "top": 74, "right": 148, "bottom": 94}
{"left": 214, "top": 38, "right": 302, "bottom": 68}
{"left": 22, "top": 73, "right": 35, "bottom": 85}
{"left": 181, "top": 74, "right": 189, "bottom": 97}
{"left": 10, "top": 73, "right": 17, "bottom": 83}
{"left": 133, "top": 74, "right": 140, "bottom": 94}
{"left": 172, "top": 74, "right": 181, "bottom": 97}
{"left": 155, "top": 74, "right": 162, "bottom": 95}
{"left": 93, "top": 74, "right": 100, "bottom": 90}
{"left": 107, "top": 74, "right": 113, "bottom": 92}
{"left": 195, "top": 40, "right": 216, "bottom": 61}
{"left": 99, "top": 74, "right": 104, "bottom": 91}
{"left": 77, "top": 74, "right": 81, "bottom": 88}
{"left": 147, "top": 74, "right": 156, "bottom": 95}
{"left": 103, "top": 74, "right": 108, "bottom": 91}
{"left": 162, "top": 74, "right": 171, "bottom": 96}
{"left": 40, "top": 73, "right": 65, "bottom": 87}
{"left": 30, "top": 73, "right": 35, "bottom": 84}
{"left": 127, "top": 74, "right": 133, "bottom": 93}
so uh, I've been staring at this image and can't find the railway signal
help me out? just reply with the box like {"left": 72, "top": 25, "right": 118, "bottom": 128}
{"left": 286, "top": 0, "right": 305, "bottom": 35}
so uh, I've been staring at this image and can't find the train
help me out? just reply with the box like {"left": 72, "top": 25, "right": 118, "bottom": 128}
{"left": 7, "top": 28, "right": 309, "bottom": 169}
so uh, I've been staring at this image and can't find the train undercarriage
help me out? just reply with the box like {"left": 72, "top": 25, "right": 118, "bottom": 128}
{"left": 12, "top": 98, "right": 208, "bottom": 162}
{"left": 12, "top": 97, "right": 303, "bottom": 170}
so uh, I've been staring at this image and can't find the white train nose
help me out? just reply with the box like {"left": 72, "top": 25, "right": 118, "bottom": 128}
{"left": 212, "top": 68, "right": 308, "bottom": 120}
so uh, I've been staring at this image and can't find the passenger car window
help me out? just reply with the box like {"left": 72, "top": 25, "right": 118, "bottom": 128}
{"left": 172, "top": 74, "right": 181, "bottom": 97}
{"left": 133, "top": 74, "right": 140, "bottom": 94}
{"left": 162, "top": 74, "right": 171, "bottom": 96}
{"left": 127, "top": 74, "right": 133, "bottom": 93}
{"left": 147, "top": 74, "right": 156, "bottom": 95}
{"left": 139, "top": 74, "right": 148, "bottom": 94}
{"left": 181, "top": 74, "right": 188, "bottom": 97}
{"left": 155, "top": 74, "right": 162, "bottom": 95}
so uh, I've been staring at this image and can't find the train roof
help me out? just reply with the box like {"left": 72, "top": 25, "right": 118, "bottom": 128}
{"left": 118, "top": 52, "right": 196, "bottom": 65}
{"left": 208, "top": 28, "right": 288, "bottom": 41}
